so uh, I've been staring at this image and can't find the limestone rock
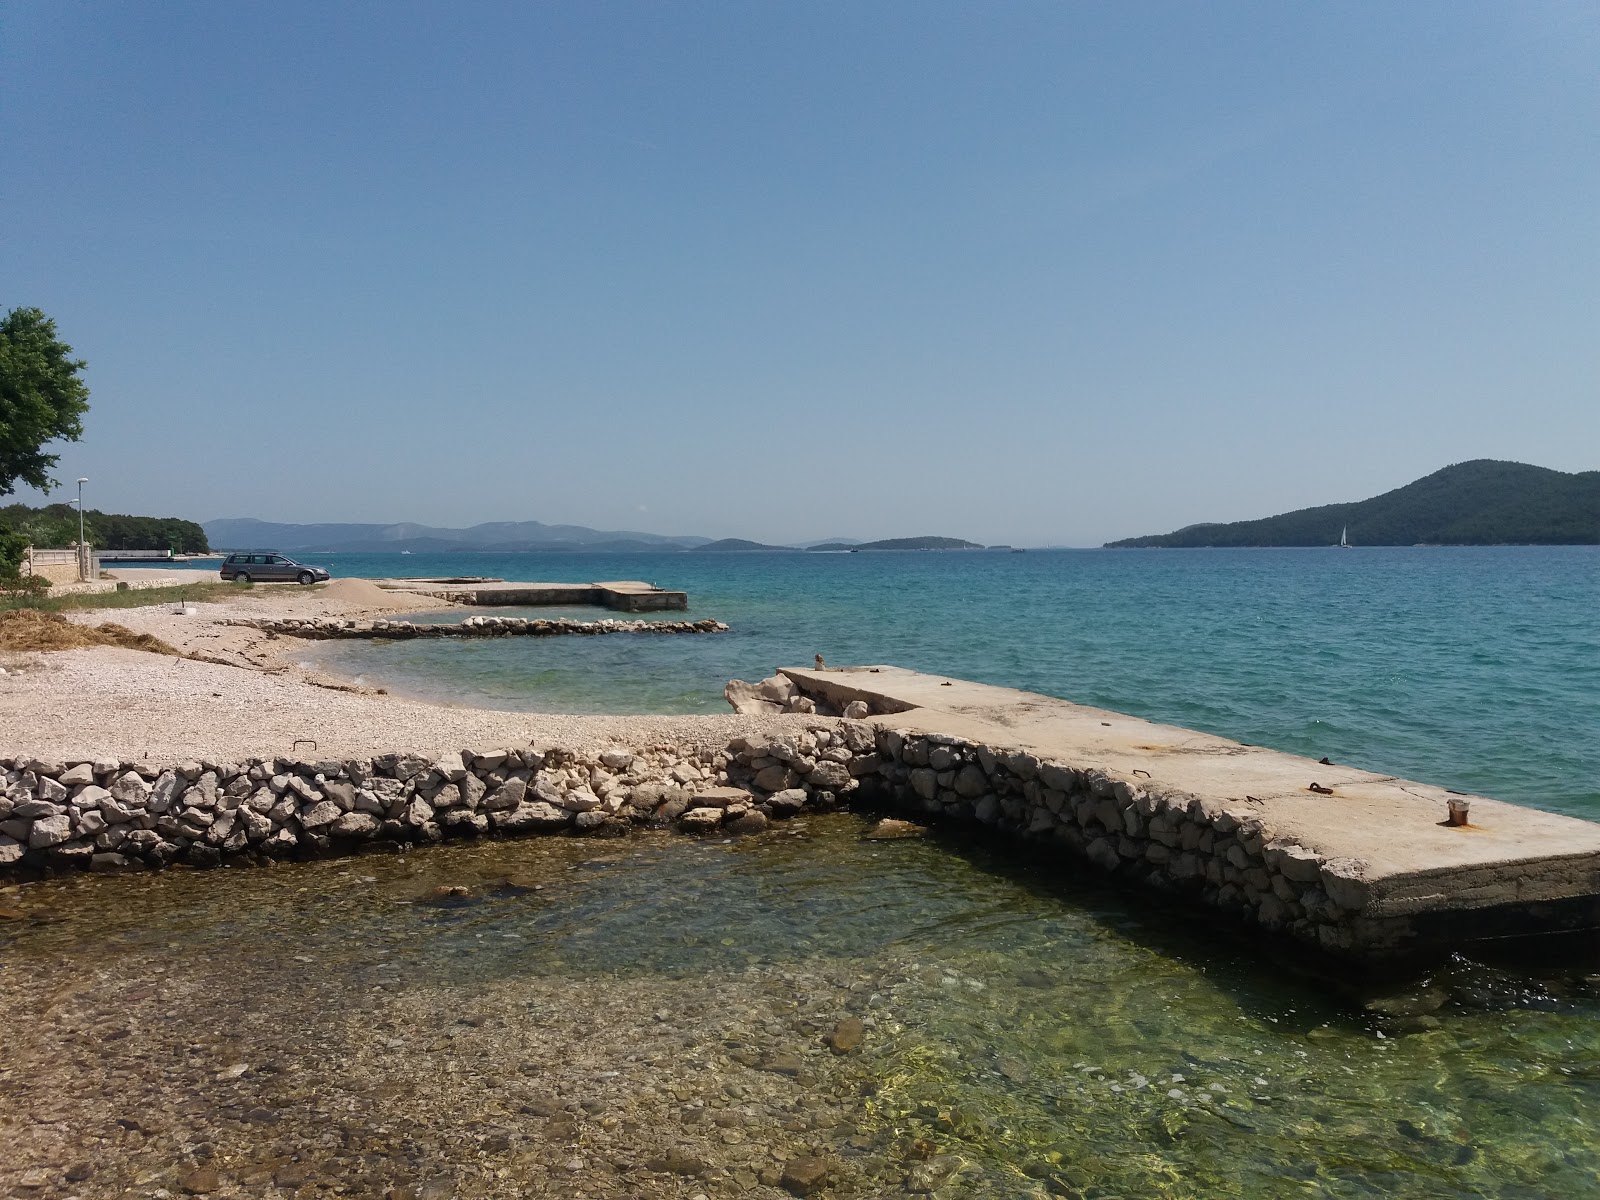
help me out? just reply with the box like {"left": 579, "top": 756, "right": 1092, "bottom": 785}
{"left": 299, "top": 801, "right": 341, "bottom": 829}
{"left": 765, "top": 788, "right": 808, "bottom": 816}
{"left": 806, "top": 761, "right": 852, "bottom": 790}
{"left": 28, "top": 814, "right": 72, "bottom": 849}
{"left": 754, "top": 765, "right": 796, "bottom": 792}
{"left": 561, "top": 787, "right": 601, "bottom": 813}
{"left": 726, "top": 809, "right": 769, "bottom": 835}
{"left": 484, "top": 778, "right": 526, "bottom": 813}
{"left": 322, "top": 779, "right": 357, "bottom": 811}
{"left": 757, "top": 675, "right": 799, "bottom": 703}
{"left": 824, "top": 1017, "right": 865, "bottom": 1054}
{"left": 493, "top": 801, "right": 570, "bottom": 831}
{"left": 780, "top": 1155, "right": 832, "bottom": 1196}
{"left": 678, "top": 807, "right": 724, "bottom": 832}
{"left": 724, "top": 679, "right": 782, "bottom": 716}
{"left": 59, "top": 763, "right": 96, "bottom": 788}
{"left": 109, "top": 771, "right": 149, "bottom": 805}
{"left": 953, "top": 764, "right": 988, "bottom": 798}
{"left": 331, "top": 811, "right": 380, "bottom": 838}
{"left": 13, "top": 798, "right": 64, "bottom": 819}
{"left": 689, "top": 786, "right": 750, "bottom": 810}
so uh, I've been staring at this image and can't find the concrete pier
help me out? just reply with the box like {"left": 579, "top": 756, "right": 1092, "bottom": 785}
{"left": 372, "top": 578, "right": 689, "bottom": 612}
{"left": 780, "top": 665, "right": 1600, "bottom": 967}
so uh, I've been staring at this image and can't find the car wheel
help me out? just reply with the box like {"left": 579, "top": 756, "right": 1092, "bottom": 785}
{"left": 298, "top": 571, "right": 315, "bottom": 585}
{"left": 236, "top": 572, "right": 251, "bottom": 584}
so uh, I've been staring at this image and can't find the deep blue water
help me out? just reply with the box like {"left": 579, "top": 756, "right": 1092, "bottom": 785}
{"left": 240, "top": 547, "right": 1596, "bottom": 817}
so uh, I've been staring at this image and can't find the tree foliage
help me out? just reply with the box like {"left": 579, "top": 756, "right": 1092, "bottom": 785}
{"left": 1106, "top": 461, "right": 1600, "bottom": 548}
{"left": 0, "top": 306, "right": 90, "bottom": 496}
{"left": 0, "top": 503, "right": 210, "bottom": 554}
{"left": 0, "top": 527, "right": 28, "bottom": 576}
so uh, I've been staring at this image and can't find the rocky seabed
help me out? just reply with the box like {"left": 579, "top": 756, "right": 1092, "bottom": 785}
{"left": 0, "top": 707, "right": 1369, "bottom": 956}
{"left": 225, "top": 615, "right": 728, "bottom": 639}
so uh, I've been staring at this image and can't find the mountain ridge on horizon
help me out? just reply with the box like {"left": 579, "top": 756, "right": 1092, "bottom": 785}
{"left": 202, "top": 517, "right": 872, "bottom": 554}
{"left": 1105, "top": 460, "right": 1600, "bottom": 548}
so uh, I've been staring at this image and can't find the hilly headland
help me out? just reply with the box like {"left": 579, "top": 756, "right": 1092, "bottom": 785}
{"left": 1107, "top": 460, "right": 1600, "bottom": 548}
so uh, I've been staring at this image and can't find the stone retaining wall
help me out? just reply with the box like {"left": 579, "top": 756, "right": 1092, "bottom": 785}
{"left": 0, "top": 721, "right": 876, "bottom": 878}
{"left": 226, "top": 615, "right": 728, "bottom": 639}
{"left": 0, "top": 699, "right": 1368, "bottom": 958}
{"left": 860, "top": 726, "right": 1368, "bottom": 956}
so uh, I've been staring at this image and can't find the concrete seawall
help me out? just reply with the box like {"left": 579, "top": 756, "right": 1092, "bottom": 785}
{"left": 6, "top": 665, "right": 1596, "bottom": 971}
{"left": 779, "top": 666, "right": 1600, "bottom": 967}
{"left": 373, "top": 579, "right": 689, "bottom": 612}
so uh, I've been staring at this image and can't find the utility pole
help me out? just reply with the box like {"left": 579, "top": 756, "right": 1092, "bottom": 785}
{"left": 77, "top": 477, "right": 89, "bottom": 581}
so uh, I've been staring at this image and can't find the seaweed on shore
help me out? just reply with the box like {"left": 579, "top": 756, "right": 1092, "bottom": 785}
{"left": 0, "top": 608, "right": 181, "bottom": 656}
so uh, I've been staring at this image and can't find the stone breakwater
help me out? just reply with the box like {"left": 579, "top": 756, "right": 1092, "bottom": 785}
{"left": 10, "top": 664, "right": 1575, "bottom": 967}
{"left": 223, "top": 615, "right": 728, "bottom": 639}
{"left": 862, "top": 727, "right": 1369, "bottom": 956}
{"left": 0, "top": 722, "right": 879, "bottom": 878}
{"left": 0, "top": 713, "right": 1368, "bottom": 962}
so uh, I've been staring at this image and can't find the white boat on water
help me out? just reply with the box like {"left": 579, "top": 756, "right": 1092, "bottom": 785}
{"left": 1338, "top": 526, "right": 1352, "bottom": 549}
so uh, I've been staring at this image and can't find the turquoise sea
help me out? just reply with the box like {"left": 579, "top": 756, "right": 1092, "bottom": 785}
{"left": 20, "top": 546, "right": 1595, "bottom": 1196}
{"left": 277, "top": 546, "right": 1600, "bottom": 817}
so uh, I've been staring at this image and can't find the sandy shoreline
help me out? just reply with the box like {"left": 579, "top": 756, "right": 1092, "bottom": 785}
{"left": 0, "top": 579, "right": 807, "bottom": 759}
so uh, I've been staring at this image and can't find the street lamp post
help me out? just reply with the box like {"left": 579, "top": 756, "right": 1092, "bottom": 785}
{"left": 76, "top": 477, "right": 89, "bottom": 581}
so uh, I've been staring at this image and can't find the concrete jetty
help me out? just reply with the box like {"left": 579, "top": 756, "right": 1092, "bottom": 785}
{"left": 779, "top": 665, "right": 1600, "bottom": 967}
{"left": 372, "top": 578, "right": 688, "bottom": 612}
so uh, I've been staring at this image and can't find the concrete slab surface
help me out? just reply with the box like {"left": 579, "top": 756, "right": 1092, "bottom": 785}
{"left": 781, "top": 666, "right": 1600, "bottom": 920}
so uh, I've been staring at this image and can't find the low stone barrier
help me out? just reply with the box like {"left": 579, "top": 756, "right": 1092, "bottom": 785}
{"left": 859, "top": 727, "right": 1368, "bottom": 956}
{"left": 224, "top": 615, "right": 729, "bottom": 639}
{"left": 0, "top": 649, "right": 1423, "bottom": 964}
{"left": 0, "top": 714, "right": 1367, "bottom": 957}
{"left": 0, "top": 722, "right": 878, "bottom": 878}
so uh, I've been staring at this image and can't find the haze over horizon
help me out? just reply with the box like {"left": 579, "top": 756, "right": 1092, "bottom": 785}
{"left": 4, "top": 3, "right": 1596, "bottom": 547}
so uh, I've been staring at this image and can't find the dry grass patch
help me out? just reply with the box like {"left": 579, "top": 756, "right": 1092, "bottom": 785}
{"left": 0, "top": 609, "right": 182, "bottom": 656}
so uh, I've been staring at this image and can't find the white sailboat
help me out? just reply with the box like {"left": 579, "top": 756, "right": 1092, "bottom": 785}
{"left": 1338, "top": 526, "right": 1351, "bottom": 549}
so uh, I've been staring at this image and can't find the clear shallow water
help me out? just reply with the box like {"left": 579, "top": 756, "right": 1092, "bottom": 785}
{"left": 289, "top": 547, "right": 1600, "bottom": 817}
{"left": 6, "top": 815, "right": 1600, "bottom": 1198}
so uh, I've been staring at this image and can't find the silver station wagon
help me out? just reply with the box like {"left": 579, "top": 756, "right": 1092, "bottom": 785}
{"left": 219, "top": 551, "right": 330, "bottom": 585}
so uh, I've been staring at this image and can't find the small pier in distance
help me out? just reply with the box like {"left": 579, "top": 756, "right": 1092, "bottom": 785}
{"left": 372, "top": 578, "right": 688, "bottom": 613}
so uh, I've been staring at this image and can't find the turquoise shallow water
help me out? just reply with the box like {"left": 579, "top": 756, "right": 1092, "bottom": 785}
{"left": 29, "top": 547, "right": 1595, "bottom": 1194}
{"left": 292, "top": 547, "right": 1599, "bottom": 817}
{"left": 8, "top": 815, "right": 1600, "bottom": 1197}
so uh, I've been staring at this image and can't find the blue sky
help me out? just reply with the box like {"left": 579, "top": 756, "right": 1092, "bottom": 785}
{"left": 3, "top": 2, "right": 1595, "bottom": 545}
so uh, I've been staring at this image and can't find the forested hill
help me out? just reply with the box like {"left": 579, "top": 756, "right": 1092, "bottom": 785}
{"left": 1106, "top": 461, "right": 1600, "bottom": 548}
{"left": 0, "top": 503, "right": 210, "bottom": 553}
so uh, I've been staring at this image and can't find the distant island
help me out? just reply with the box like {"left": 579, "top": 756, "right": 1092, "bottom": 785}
{"left": 689, "top": 538, "right": 790, "bottom": 553}
{"left": 204, "top": 518, "right": 989, "bottom": 555}
{"left": 807, "top": 536, "right": 984, "bottom": 552}
{"left": 1106, "top": 460, "right": 1600, "bottom": 548}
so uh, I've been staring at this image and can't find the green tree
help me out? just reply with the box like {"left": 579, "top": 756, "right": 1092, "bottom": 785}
{"left": 0, "top": 306, "right": 90, "bottom": 496}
